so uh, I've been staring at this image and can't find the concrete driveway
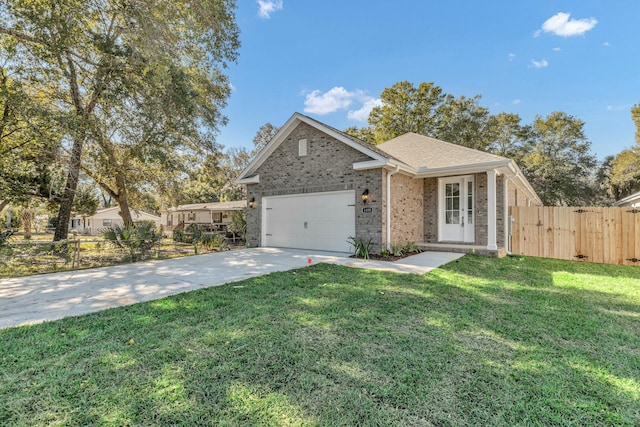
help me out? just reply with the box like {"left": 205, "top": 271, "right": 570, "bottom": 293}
{"left": 0, "top": 247, "right": 463, "bottom": 329}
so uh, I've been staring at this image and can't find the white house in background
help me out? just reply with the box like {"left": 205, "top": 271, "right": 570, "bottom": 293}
{"left": 614, "top": 191, "right": 640, "bottom": 208}
{"left": 160, "top": 200, "right": 246, "bottom": 237}
{"left": 69, "top": 206, "right": 161, "bottom": 236}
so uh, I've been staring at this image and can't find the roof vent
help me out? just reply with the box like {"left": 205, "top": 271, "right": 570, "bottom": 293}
{"left": 299, "top": 139, "right": 308, "bottom": 156}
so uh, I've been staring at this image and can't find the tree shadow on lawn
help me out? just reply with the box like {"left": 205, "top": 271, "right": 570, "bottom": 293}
{"left": 1, "top": 261, "right": 639, "bottom": 426}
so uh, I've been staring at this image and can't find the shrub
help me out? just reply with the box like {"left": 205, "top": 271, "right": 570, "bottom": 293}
{"left": 402, "top": 241, "right": 422, "bottom": 254}
{"left": 229, "top": 210, "right": 246, "bottom": 240}
{"left": 390, "top": 242, "right": 405, "bottom": 257}
{"left": 347, "top": 236, "right": 373, "bottom": 260}
{"left": 101, "top": 223, "right": 160, "bottom": 262}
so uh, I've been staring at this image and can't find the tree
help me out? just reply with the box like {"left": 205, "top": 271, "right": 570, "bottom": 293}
{"left": 344, "top": 126, "right": 375, "bottom": 144}
{"left": 252, "top": 122, "right": 280, "bottom": 149}
{"left": 485, "top": 112, "right": 525, "bottom": 158}
{"left": 0, "top": 67, "right": 60, "bottom": 207}
{"left": 367, "top": 81, "right": 445, "bottom": 143}
{"left": 351, "top": 81, "right": 501, "bottom": 150}
{"left": 610, "top": 147, "right": 640, "bottom": 197}
{"left": 437, "top": 94, "right": 493, "bottom": 150}
{"left": 608, "top": 103, "right": 640, "bottom": 198}
{"left": 632, "top": 103, "right": 640, "bottom": 144}
{"left": 72, "top": 183, "right": 99, "bottom": 231}
{"left": 1, "top": 0, "right": 240, "bottom": 240}
{"left": 519, "top": 112, "right": 597, "bottom": 206}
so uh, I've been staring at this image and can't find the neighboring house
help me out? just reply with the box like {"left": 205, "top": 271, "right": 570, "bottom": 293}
{"left": 69, "top": 207, "right": 161, "bottom": 236}
{"left": 613, "top": 191, "right": 640, "bottom": 208}
{"left": 236, "top": 112, "right": 542, "bottom": 255}
{"left": 160, "top": 200, "right": 246, "bottom": 238}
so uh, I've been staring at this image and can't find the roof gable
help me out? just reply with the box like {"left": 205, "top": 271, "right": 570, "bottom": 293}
{"left": 236, "top": 113, "right": 394, "bottom": 182}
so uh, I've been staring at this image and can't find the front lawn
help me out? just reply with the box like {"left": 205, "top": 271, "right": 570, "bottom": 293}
{"left": 1, "top": 256, "right": 639, "bottom": 426}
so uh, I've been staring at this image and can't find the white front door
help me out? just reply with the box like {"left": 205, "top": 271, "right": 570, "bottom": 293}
{"left": 439, "top": 176, "right": 475, "bottom": 243}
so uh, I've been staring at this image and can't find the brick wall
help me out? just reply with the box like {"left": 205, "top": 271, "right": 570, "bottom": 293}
{"left": 423, "top": 178, "right": 438, "bottom": 242}
{"left": 474, "top": 173, "right": 488, "bottom": 246}
{"left": 245, "top": 122, "right": 385, "bottom": 253}
{"left": 389, "top": 173, "right": 424, "bottom": 246}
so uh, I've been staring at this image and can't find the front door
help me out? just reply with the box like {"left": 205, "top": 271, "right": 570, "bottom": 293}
{"left": 439, "top": 176, "right": 475, "bottom": 243}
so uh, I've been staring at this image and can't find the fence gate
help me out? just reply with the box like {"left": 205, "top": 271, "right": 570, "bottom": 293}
{"left": 509, "top": 206, "right": 640, "bottom": 266}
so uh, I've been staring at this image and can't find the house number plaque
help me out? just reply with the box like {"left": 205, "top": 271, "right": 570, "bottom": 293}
{"left": 362, "top": 207, "right": 372, "bottom": 213}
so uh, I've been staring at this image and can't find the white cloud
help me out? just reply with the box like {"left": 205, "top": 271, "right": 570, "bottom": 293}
{"left": 508, "top": 53, "right": 516, "bottom": 61}
{"left": 348, "top": 98, "right": 383, "bottom": 121}
{"left": 257, "top": 0, "right": 283, "bottom": 19}
{"left": 303, "top": 87, "right": 358, "bottom": 114}
{"left": 538, "top": 12, "right": 597, "bottom": 37}
{"left": 552, "top": 47, "right": 562, "bottom": 52}
{"left": 603, "top": 41, "right": 610, "bottom": 47}
{"left": 512, "top": 99, "right": 521, "bottom": 105}
{"left": 303, "top": 86, "right": 380, "bottom": 120}
{"left": 530, "top": 59, "right": 549, "bottom": 68}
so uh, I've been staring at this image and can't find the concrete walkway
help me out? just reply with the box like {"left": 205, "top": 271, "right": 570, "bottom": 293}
{"left": 0, "top": 247, "right": 463, "bottom": 329}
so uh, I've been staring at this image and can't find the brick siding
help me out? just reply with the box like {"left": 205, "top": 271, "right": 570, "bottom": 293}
{"left": 245, "top": 122, "right": 385, "bottom": 253}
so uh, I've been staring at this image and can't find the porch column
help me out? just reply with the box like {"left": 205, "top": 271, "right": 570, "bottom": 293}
{"left": 486, "top": 170, "right": 497, "bottom": 250}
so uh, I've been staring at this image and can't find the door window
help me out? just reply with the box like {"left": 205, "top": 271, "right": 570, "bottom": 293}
{"left": 445, "top": 183, "right": 460, "bottom": 224}
{"left": 467, "top": 181, "right": 473, "bottom": 224}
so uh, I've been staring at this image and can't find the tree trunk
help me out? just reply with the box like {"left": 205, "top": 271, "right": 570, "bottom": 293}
{"left": 114, "top": 170, "right": 133, "bottom": 227}
{"left": 0, "top": 200, "right": 8, "bottom": 213}
{"left": 21, "top": 209, "right": 32, "bottom": 240}
{"left": 53, "top": 136, "right": 83, "bottom": 241}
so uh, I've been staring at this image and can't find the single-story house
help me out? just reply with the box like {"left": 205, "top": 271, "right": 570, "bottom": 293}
{"left": 236, "top": 112, "right": 542, "bottom": 255}
{"left": 160, "top": 200, "right": 246, "bottom": 238}
{"left": 69, "top": 206, "right": 161, "bottom": 235}
{"left": 613, "top": 191, "right": 640, "bottom": 208}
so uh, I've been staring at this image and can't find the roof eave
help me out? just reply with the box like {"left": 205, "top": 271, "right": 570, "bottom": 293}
{"left": 235, "top": 174, "right": 259, "bottom": 185}
{"left": 352, "top": 159, "right": 416, "bottom": 174}
{"left": 613, "top": 191, "right": 640, "bottom": 206}
{"left": 414, "top": 160, "right": 511, "bottom": 178}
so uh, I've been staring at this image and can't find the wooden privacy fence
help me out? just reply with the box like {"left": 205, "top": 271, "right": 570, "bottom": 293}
{"left": 509, "top": 206, "right": 640, "bottom": 266}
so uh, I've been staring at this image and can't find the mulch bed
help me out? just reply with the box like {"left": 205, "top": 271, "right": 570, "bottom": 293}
{"left": 350, "top": 251, "right": 421, "bottom": 262}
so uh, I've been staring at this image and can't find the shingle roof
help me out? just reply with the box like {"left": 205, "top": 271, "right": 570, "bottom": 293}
{"left": 376, "top": 132, "right": 509, "bottom": 169}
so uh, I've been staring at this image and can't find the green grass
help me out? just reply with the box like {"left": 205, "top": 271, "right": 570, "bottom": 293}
{"left": 1, "top": 255, "right": 639, "bottom": 426}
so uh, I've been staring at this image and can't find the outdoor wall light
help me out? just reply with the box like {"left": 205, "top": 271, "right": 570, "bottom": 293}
{"left": 248, "top": 197, "right": 256, "bottom": 208}
{"left": 361, "top": 189, "right": 370, "bottom": 204}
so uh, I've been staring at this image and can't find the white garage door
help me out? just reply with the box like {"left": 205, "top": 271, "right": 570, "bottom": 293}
{"left": 263, "top": 190, "right": 355, "bottom": 252}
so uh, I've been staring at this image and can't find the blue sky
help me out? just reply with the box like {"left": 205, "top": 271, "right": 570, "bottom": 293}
{"left": 217, "top": 1, "right": 640, "bottom": 159}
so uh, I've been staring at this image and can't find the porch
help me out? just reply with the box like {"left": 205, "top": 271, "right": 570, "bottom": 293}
{"left": 417, "top": 242, "right": 506, "bottom": 258}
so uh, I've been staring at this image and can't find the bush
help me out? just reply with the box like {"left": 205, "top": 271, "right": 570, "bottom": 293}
{"left": 101, "top": 223, "right": 160, "bottom": 262}
{"left": 390, "top": 242, "right": 405, "bottom": 257}
{"left": 347, "top": 236, "right": 373, "bottom": 260}
{"left": 229, "top": 210, "right": 246, "bottom": 240}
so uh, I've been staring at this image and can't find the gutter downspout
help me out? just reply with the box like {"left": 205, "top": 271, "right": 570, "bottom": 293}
{"left": 502, "top": 171, "right": 517, "bottom": 255}
{"left": 386, "top": 165, "right": 401, "bottom": 251}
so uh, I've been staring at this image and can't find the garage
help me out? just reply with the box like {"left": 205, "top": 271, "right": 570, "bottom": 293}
{"left": 262, "top": 190, "right": 355, "bottom": 252}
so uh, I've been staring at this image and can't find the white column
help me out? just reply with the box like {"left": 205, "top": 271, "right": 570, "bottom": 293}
{"left": 487, "top": 170, "right": 497, "bottom": 250}
{"left": 504, "top": 178, "right": 510, "bottom": 253}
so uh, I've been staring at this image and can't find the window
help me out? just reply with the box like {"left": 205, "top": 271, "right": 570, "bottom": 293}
{"left": 298, "top": 139, "right": 308, "bottom": 156}
{"left": 467, "top": 181, "right": 473, "bottom": 225}
{"left": 102, "top": 219, "right": 112, "bottom": 227}
{"left": 187, "top": 212, "right": 196, "bottom": 221}
{"left": 445, "top": 183, "right": 460, "bottom": 224}
{"left": 213, "top": 212, "right": 223, "bottom": 223}
{"left": 167, "top": 215, "right": 173, "bottom": 226}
